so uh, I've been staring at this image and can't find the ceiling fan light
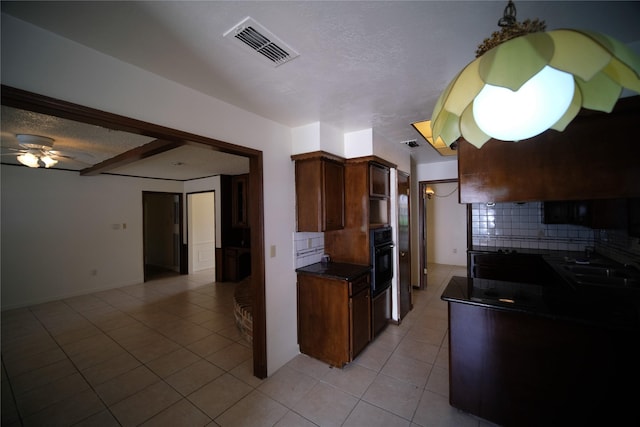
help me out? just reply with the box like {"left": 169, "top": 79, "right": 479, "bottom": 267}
{"left": 40, "top": 155, "right": 58, "bottom": 168}
{"left": 17, "top": 152, "right": 40, "bottom": 168}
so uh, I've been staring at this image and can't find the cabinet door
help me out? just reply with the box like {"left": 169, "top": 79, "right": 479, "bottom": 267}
{"left": 457, "top": 97, "right": 640, "bottom": 203}
{"left": 297, "top": 275, "right": 350, "bottom": 367}
{"left": 369, "top": 163, "right": 390, "bottom": 198}
{"left": 231, "top": 175, "right": 249, "bottom": 228}
{"left": 295, "top": 157, "right": 345, "bottom": 232}
{"left": 590, "top": 198, "right": 627, "bottom": 229}
{"left": 372, "top": 287, "right": 391, "bottom": 336}
{"left": 350, "top": 278, "right": 371, "bottom": 359}
{"left": 224, "top": 248, "right": 238, "bottom": 282}
{"left": 323, "top": 160, "right": 345, "bottom": 230}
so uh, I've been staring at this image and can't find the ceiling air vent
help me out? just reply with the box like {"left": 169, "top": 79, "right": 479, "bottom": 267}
{"left": 402, "top": 139, "right": 419, "bottom": 148}
{"left": 224, "top": 17, "right": 299, "bottom": 67}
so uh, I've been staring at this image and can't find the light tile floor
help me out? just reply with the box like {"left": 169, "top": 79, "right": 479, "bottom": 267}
{"left": 1, "top": 264, "right": 497, "bottom": 426}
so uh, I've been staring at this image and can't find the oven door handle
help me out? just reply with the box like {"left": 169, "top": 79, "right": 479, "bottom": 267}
{"left": 375, "top": 244, "right": 394, "bottom": 254}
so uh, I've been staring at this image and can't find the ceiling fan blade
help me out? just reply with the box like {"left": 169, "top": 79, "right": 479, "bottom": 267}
{"left": 1, "top": 146, "right": 27, "bottom": 153}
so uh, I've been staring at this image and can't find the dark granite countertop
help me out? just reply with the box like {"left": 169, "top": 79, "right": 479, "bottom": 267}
{"left": 442, "top": 273, "right": 640, "bottom": 331}
{"left": 469, "top": 246, "right": 586, "bottom": 258}
{"left": 296, "top": 262, "right": 371, "bottom": 281}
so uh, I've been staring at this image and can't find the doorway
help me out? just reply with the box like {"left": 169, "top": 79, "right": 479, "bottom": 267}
{"left": 418, "top": 179, "right": 465, "bottom": 289}
{"left": 187, "top": 191, "right": 216, "bottom": 275}
{"left": 143, "top": 191, "right": 184, "bottom": 281}
{"left": 2, "top": 85, "right": 267, "bottom": 379}
{"left": 397, "top": 171, "right": 412, "bottom": 320}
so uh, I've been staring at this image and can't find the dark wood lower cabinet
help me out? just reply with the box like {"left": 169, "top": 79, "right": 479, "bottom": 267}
{"left": 448, "top": 302, "right": 640, "bottom": 426}
{"left": 297, "top": 273, "right": 371, "bottom": 367}
{"left": 223, "top": 247, "right": 251, "bottom": 282}
{"left": 372, "top": 286, "right": 391, "bottom": 336}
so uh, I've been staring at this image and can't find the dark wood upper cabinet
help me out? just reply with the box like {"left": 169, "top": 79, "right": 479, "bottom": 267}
{"left": 369, "top": 163, "right": 390, "bottom": 198}
{"left": 458, "top": 96, "right": 640, "bottom": 203}
{"left": 231, "top": 174, "right": 249, "bottom": 228}
{"left": 326, "top": 157, "right": 395, "bottom": 265}
{"left": 292, "top": 152, "right": 345, "bottom": 232}
{"left": 543, "top": 198, "right": 629, "bottom": 229}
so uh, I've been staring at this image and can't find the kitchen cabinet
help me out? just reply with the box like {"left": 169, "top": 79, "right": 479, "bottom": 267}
{"left": 543, "top": 198, "right": 628, "bottom": 229}
{"left": 325, "top": 157, "right": 395, "bottom": 265}
{"left": 372, "top": 286, "right": 391, "bottom": 336}
{"left": 223, "top": 246, "right": 251, "bottom": 282}
{"left": 297, "top": 272, "right": 371, "bottom": 367}
{"left": 231, "top": 174, "right": 249, "bottom": 228}
{"left": 292, "top": 152, "right": 345, "bottom": 232}
{"left": 542, "top": 200, "right": 589, "bottom": 225}
{"left": 369, "top": 162, "right": 390, "bottom": 227}
{"left": 589, "top": 198, "right": 628, "bottom": 229}
{"left": 445, "top": 290, "right": 639, "bottom": 427}
{"left": 369, "top": 163, "right": 389, "bottom": 198}
{"left": 457, "top": 96, "right": 640, "bottom": 203}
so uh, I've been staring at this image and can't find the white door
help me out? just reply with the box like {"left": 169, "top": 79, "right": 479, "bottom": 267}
{"left": 188, "top": 192, "right": 216, "bottom": 274}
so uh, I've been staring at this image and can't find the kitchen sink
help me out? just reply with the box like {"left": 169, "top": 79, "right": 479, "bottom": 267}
{"left": 562, "top": 265, "right": 638, "bottom": 279}
{"left": 573, "top": 275, "right": 639, "bottom": 288}
{"left": 560, "top": 265, "right": 640, "bottom": 288}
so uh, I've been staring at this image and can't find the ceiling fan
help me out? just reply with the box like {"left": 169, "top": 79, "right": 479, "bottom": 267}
{"left": 2, "top": 134, "right": 86, "bottom": 168}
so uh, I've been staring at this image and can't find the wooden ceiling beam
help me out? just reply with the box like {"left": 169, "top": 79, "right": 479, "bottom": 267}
{"left": 79, "top": 138, "right": 184, "bottom": 176}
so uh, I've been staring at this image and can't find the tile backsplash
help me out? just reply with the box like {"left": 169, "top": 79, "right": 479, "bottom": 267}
{"left": 595, "top": 228, "right": 640, "bottom": 269}
{"left": 293, "top": 232, "right": 325, "bottom": 268}
{"left": 471, "top": 202, "right": 594, "bottom": 251}
{"left": 471, "top": 201, "right": 640, "bottom": 268}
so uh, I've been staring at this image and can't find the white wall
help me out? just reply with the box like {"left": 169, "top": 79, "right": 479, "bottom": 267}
{"left": 426, "top": 182, "right": 467, "bottom": 266}
{"left": 410, "top": 159, "right": 459, "bottom": 284}
{"left": 1, "top": 13, "right": 297, "bottom": 376}
{"left": 1, "top": 166, "right": 183, "bottom": 308}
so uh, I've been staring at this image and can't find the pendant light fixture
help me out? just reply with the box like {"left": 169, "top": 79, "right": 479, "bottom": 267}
{"left": 429, "top": 1, "right": 640, "bottom": 149}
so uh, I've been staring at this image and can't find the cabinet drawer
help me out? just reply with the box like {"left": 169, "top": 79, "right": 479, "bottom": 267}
{"left": 350, "top": 274, "right": 370, "bottom": 296}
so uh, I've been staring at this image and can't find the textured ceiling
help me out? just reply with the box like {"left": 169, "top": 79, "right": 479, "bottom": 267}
{"left": 0, "top": 106, "right": 154, "bottom": 169}
{"left": 0, "top": 105, "right": 250, "bottom": 179}
{"left": 2, "top": 1, "right": 640, "bottom": 174}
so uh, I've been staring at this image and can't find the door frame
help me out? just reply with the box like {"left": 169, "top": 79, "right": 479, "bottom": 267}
{"left": 418, "top": 178, "right": 458, "bottom": 290}
{"left": 143, "top": 191, "right": 184, "bottom": 282}
{"left": 396, "top": 170, "right": 411, "bottom": 320}
{"left": 1, "top": 85, "right": 268, "bottom": 378}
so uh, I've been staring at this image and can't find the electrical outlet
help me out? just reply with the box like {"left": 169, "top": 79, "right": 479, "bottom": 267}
{"left": 270, "top": 245, "right": 276, "bottom": 258}
{"left": 453, "top": 248, "right": 457, "bottom": 254}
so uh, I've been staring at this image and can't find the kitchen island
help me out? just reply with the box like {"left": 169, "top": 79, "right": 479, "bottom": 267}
{"left": 442, "top": 253, "right": 640, "bottom": 427}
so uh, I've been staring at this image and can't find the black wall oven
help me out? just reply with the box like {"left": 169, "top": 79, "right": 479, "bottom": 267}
{"left": 370, "top": 226, "right": 393, "bottom": 296}
{"left": 370, "top": 226, "right": 393, "bottom": 336}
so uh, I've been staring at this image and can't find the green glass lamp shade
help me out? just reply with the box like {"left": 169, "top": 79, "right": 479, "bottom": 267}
{"left": 431, "top": 29, "right": 640, "bottom": 148}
